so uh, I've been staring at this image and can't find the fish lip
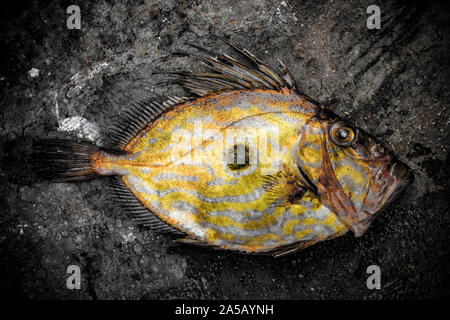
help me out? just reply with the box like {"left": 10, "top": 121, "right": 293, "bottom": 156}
{"left": 374, "top": 162, "right": 412, "bottom": 213}
{"left": 352, "top": 162, "right": 412, "bottom": 237}
{"left": 384, "top": 163, "right": 413, "bottom": 208}
{"left": 352, "top": 214, "right": 375, "bottom": 237}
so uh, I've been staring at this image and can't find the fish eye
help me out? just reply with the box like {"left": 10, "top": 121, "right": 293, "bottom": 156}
{"left": 330, "top": 123, "right": 355, "bottom": 146}
{"left": 337, "top": 128, "right": 349, "bottom": 140}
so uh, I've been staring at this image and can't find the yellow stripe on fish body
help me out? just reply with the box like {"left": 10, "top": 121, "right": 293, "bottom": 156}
{"left": 96, "top": 89, "right": 348, "bottom": 252}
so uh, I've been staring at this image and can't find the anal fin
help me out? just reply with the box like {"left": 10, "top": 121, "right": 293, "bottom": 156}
{"left": 105, "top": 176, "right": 185, "bottom": 236}
{"left": 174, "top": 237, "right": 211, "bottom": 246}
{"left": 268, "top": 238, "right": 321, "bottom": 258}
{"left": 268, "top": 227, "right": 348, "bottom": 258}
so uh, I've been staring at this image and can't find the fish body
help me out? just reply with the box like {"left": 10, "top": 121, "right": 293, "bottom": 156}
{"left": 34, "top": 41, "right": 411, "bottom": 256}
{"left": 94, "top": 89, "right": 347, "bottom": 253}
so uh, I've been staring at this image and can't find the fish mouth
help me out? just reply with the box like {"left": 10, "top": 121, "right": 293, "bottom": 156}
{"left": 352, "top": 161, "right": 413, "bottom": 237}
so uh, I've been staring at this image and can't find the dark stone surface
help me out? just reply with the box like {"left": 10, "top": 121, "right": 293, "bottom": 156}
{"left": 0, "top": 0, "right": 449, "bottom": 299}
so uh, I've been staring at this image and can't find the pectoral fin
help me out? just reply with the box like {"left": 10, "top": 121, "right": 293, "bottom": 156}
{"left": 262, "top": 169, "right": 306, "bottom": 209}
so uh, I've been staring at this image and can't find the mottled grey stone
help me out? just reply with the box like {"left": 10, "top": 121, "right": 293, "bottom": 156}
{"left": 0, "top": 0, "right": 449, "bottom": 299}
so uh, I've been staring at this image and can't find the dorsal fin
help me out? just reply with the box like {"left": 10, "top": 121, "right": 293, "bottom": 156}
{"left": 105, "top": 95, "right": 190, "bottom": 150}
{"left": 165, "top": 40, "right": 298, "bottom": 97}
{"left": 105, "top": 40, "right": 297, "bottom": 149}
{"left": 105, "top": 176, "right": 186, "bottom": 236}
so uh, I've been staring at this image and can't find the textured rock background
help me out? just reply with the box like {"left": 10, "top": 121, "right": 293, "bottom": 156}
{"left": 0, "top": 0, "right": 449, "bottom": 299}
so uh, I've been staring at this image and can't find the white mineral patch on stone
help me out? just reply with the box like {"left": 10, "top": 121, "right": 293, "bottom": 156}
{"left": 57, "top": 116, "right": 101, "bottom": 142}
{"left": 67, "top": 62, "right": 109, "bottom": 98}
{"left": 120, "top": 230, "right": 137, "bottom": 243}
{"left": 28, "top": 68, "right": 39, "bottom": 78}
{"left": 51, "top": 90, "right": 101, "bottom": 142}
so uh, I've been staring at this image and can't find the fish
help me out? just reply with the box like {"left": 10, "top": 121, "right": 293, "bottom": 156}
{"left": 33, "top": 40, "right": 412, "bottom": 257}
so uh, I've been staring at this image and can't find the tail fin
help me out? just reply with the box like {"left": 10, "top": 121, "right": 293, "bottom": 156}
{"left": 33, "top": 139, "right": 100, "bottom": 182}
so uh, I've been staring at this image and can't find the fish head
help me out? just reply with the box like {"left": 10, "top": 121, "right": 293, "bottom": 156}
{"left": 295, "top": 107, "right": 412, "bottom": 237}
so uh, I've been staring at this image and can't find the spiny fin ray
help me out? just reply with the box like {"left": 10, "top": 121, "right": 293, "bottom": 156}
{"left": 104, "top": 95, "right": 190, "bottom": 150}
{"left": 164, "top": 40, "right": 298, "bottom": 97}
{"left": 262, "top": 169, "right": 306, "bottom": 210}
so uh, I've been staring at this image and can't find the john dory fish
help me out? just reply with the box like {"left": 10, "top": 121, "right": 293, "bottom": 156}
{"left": 34, "top": 41, "right": 411, "bottom": 256}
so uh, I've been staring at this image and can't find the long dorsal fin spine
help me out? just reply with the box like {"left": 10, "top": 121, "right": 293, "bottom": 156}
{"left": 217, "top": 38, "right": 286, "bottom": 86}
{"left": 277, "top": 58, "right": 297, "bottom": 88}
{"left": 195, "top": 51, "right": 265, "bottom": 87}
{"left": 163, "top": 40, "right": 298, "bottom": 97}
{"left": 219, "top": 52, "right": 277, "bottom": 89}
